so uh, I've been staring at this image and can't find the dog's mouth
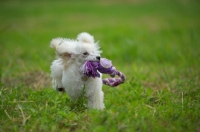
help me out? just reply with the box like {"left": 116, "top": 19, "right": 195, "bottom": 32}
{"left": 91, "top": 59, "right": 100, "bottom": 62}
{"left": 90, "top": 56, "right": 100, "bottom": 62}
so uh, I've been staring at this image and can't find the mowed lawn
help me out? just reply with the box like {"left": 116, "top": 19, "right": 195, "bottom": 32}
{"left": 0, "top": 0, "right": 200, "bottom": 131}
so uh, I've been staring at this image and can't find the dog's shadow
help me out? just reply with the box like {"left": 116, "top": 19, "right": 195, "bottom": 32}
{"left": 64, "top": 85, "right": 88, "bottom": 113}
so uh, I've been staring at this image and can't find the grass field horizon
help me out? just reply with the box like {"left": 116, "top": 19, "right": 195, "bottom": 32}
{"left": 0, "top": 0, "right": 200, "bottom": 131}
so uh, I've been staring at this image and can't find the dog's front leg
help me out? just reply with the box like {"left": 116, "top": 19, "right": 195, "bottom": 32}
{"left": 87, "top": 90, "right": 105, "bottom": 110}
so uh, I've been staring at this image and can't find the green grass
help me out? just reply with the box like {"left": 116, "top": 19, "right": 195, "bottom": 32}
{"left": 0, "top": 0, "right": 200, "bottom": 131}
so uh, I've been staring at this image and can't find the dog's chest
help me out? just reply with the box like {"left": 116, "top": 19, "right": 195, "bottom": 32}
{"left": 62, "top": 65, "right": 89, "bottom": 98}
{"left": 62, "top": 65, "right": 87, "bottom": 88}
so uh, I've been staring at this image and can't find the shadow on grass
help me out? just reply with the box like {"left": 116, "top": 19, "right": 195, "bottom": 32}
{"left": 65, "top": 86, "right": 87, "bottom": 113}
{"left": 66, "top": 97, "right": 87, "bottom": 114}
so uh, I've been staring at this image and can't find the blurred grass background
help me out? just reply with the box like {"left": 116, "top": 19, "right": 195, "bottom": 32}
{"left": 0, "top": 0, "right": 200, "bottom": 131}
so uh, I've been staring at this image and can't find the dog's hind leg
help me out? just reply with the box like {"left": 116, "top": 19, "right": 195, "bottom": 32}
{"left": 50, "top": 59, "right": 64, "bottom": 91}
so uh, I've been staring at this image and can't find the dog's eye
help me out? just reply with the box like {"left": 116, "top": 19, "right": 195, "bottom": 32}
{"left": 83, "top": 52, "right": 89, "bottom": 55}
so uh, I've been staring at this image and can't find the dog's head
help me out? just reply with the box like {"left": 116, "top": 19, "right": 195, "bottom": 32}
{"left": 50, "top": 32, "right": 101, "bottom": 64}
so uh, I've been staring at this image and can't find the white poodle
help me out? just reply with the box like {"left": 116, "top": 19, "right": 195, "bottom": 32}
{"left": 50, "top": 32, "right": 105, "bottom": 110}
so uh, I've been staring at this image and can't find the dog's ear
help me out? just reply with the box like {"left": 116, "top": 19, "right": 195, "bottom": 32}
{"left": 50, "top": 38, "right": 63, "bottom": 49}
{"left": 63, "top": 53, "right": 71, "bottom": 58}
{"left": 56, "top": 44, "right": 76, "bottom": 58}
{"left": 51, "top": 38, "right": 73, "bottom": 58}
{"left": 56, "top": 52, "right": 74, "bottom": 61}
{"left": 77, "top": 32, "right": 94, "bottom": 44}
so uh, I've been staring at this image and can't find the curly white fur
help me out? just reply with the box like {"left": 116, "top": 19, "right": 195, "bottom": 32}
{"left": 50, "top": 32, "right": 104, "bottom": 110}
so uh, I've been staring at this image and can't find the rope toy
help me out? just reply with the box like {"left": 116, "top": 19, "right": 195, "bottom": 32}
{"left": 82, "top": 58, "right": 126, "bottom": 87}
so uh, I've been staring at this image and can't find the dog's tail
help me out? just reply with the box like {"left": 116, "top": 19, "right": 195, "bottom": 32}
{"left": 77, "top": 32, "right": 94, "bottom": 44}
{"left": 50, "top": 38, "right": 63, "bottom": 49}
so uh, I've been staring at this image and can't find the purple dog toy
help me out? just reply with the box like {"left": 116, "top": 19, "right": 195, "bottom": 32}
{"left": 82, "top": 58, "right": 126, "bottom": 87}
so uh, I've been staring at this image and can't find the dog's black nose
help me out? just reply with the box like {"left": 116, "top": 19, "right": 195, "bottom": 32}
{"left": 96, "top": 56, "right": 101, "bottom": 60}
